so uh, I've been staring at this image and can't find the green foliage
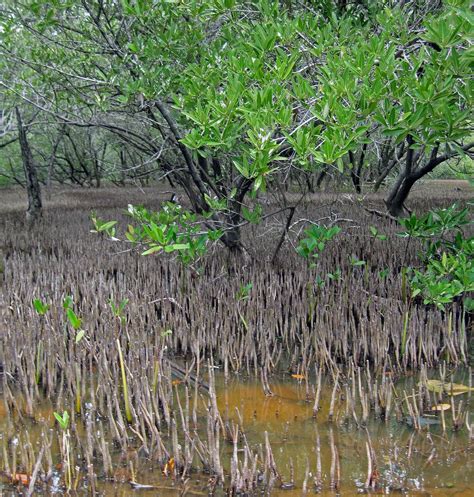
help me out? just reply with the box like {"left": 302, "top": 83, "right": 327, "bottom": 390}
{"left": 398, "top": 204, "right": 471, "bottom": 249}
{"left": 1, "top": 0, "right": 472, "bottom": 249}
{"left": 66, "top": 308, "right": 81, "bottom": 331}
{"left": 60, "top": 295, "right": 85, "bottom": 342}
{"left": 327, "top": 267, "right": 342, "bottom": 281}
{"left": 241, "top": 204, "right": 262, "bottom": 224}
{"left": 297, "top": 225, "right": 341, "bottom": 263}
{"left": 54, "top": 410, "right": 70, "bottom": 430}
{"left": 109, "top": 297, "right": 129, "bottom": 325}
{"left": 379, "top": 268, "right": 390, "bottom": 279}
{"left": 63, "top": 295, "right": 73, "bottom": 310}
{"left": 90, "top": 213, "right": 118, "bottom": 239}
{"left": 369, "top": 226, "right": 387, "bottom": 241}
{"left": 349, "top": 255, "right": 366, "bottom": 267}
{"left": 32, "top": 298, "right": 49, "bottom": 315}
{"left": 236, "top": 283, "right": 253, "bottom": 302}
{"left": 428, "top": 155, "right": 474, "bottom": 180}
{"left": 410, "top": 249, "right": 473, "bottom": 309}
{"left": 124, "top": 203, "right": 222, "bottom": 264}
{"left": 399, "top": 204, "right": 473, "bottom": 309}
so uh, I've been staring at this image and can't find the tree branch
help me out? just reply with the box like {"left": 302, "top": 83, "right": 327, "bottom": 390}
{"left": 0, "top": 137, "right": 17, "bottom": 149}
{"left": 153, "top": 99, "right": 209, "bottom": 209}
{"left": 414, "top": 141, "right": 474, "bottom": 180}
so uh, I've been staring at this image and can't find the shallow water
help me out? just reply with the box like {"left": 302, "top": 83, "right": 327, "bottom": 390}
{"left": 214, "top": 377, "right": 473, "bottom": 496}
{"left": 0, "top": 370, "right": 472, "bottom": 496}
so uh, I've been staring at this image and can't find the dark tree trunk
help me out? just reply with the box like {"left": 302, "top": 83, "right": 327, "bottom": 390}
{"left": 219, "top": 177, "right": 253, "bottom": 253}
{"left": 385, "top": 138, "right": 474, "bottom": 217}
{"left": 92, "top": 140, "right": 105, "bottom": 188}
{"left": 348, "top": 150, "right": 363, "bottom": 193}
{"left": 93, "top": 160, "right": 101, "bottom": 188}
{"left": 316, "top": 166, "right": 328, "bottom": 188}
{"left": 197, "top": 154, "right": 209, "bottom": 174}
{"left": 384, "top": 135, "right": 415, "bottom": 217}
{"left": 385, "top": 176, "right": 417, "bottom": 217}
{"left": 211, "top": 158, "right": 222, "bottom": 179}
{"left": 220, "top": 216, "right": 243, "bottom": 252}
{"left": 305, "top": 172, "right": 314, "bottom": 193}
{"left": 355, "top": 142, "right": 367, "bottom": 193}
{"left": 119, "top": 149, "right": 127, "bottom": 186}
{"left": 98, "top": 142, "right": 107, "bottom": 187}
{"left": 152, "top": 100, "right": 254, "bottom": 253}
{"left": 350, "top": 170, "right": 361, "bottom": 194}
{"left": 16, "top": 107, "right": 42, "bottom": 223}
{"left": 373, "top": 141, "right": 406, "bottom": 192}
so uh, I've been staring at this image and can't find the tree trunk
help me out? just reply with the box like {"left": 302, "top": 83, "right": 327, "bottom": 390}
{"left": 16, "top": 107, "right": 42, "bottom": 223}
{"left": 316, "top": 166, "right": 328, "bottom": 188}
{"left": 385, "top": 139, "right": 474, "bottom": 217}
{"left": 219, "top": 210, "right": 244, "bottom": 253}
{"left": 219, "top": 177, "right": 253, "bottom": 253}
{"left": 385, "top": 176, "right": 416, "bottom": 217}
{"left": 373, "top": 141, "right": 406, "bottom": 192}
{"left": 93, "top": 159, "right": 101, "bottom": 188}
{"left": 373, "top": 162, "right": 395, "bottom": 192}
{"left": 384, "top": 135, "right": 415, "bottom": 217}
{"left": 221, "top": 221, "right": 243, "bottom": 252}
{"left": 119, "top": 149, "right": 127, "bottom": 186}
{"left": 305, "top": 171, "right": 314, "bottom": 193}
{"left": 348, "top": 150, "right": 362, "bottom": 193}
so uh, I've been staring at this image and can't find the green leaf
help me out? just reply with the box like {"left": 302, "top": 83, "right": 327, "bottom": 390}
{"left": 411, "top": 288, "right": 422, "bottom": 298}
{"left": 98, "top": 221, "right": 117, "bottom": 232}
{"left": 33, "top": 298, "right": 49, "bottom": 315}
{"left": 54, "top": 410, "right": 69, "bottom": 430}
{"left": 75, "top": 330, "right": 85, "bottom": 343}
{"left": 66, "top": 309, "right": 82, "bottom": 331}
{"left": 141, "top": 245, "right": 163, "bottom": 255}
{"left": 164, "top": 243, "right": 191, "bottom": 252}
{"left": 62, "top": 296, "right": 73, "bottom": 310}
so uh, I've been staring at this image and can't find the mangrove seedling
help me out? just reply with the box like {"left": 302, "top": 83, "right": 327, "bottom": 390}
{"left": 32, "top": 298, "right": 49, "bottom": 316}
{"left": 297, "top": 225, "right": 341, "bottom": 267}
{"left": 109, "top": 297, "right": 129, "bottom": 326}
{"left": 54, "top": 410, "right": 72, "bottom": 490}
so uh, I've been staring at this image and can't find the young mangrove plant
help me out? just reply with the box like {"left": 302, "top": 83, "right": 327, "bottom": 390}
{"left": 32, "top": 298, "right": 49, "bottom": 316}
{"left": 54, "top": 410, "right": 72, "bottom": 491}
{"left": 90, "top": 213, "right": 118, "bottom": 240}
{"left": 63, "top": 297, "right": 85, "bottom": 344}
{"left": 296, "top": 225, "right": 341, "bottom": 267}
{"left": 32, "top": 298, "right": 49, "bottom": 386}
{"left": 109, "top": 297, "right": 129, "bottom": 326}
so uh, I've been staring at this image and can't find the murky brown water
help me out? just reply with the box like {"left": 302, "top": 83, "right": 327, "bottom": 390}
{"left": 1, "top": 371, "right": 472, "bottom": 496}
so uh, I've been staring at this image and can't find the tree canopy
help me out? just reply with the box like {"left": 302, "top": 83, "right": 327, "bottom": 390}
{"left": 0, "top": 0, "right": 472, "bottom": 240}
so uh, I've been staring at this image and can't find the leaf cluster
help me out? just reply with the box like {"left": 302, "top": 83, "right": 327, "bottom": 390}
{"left": 399, "top": 204, "right": 473, "bottom": 310}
